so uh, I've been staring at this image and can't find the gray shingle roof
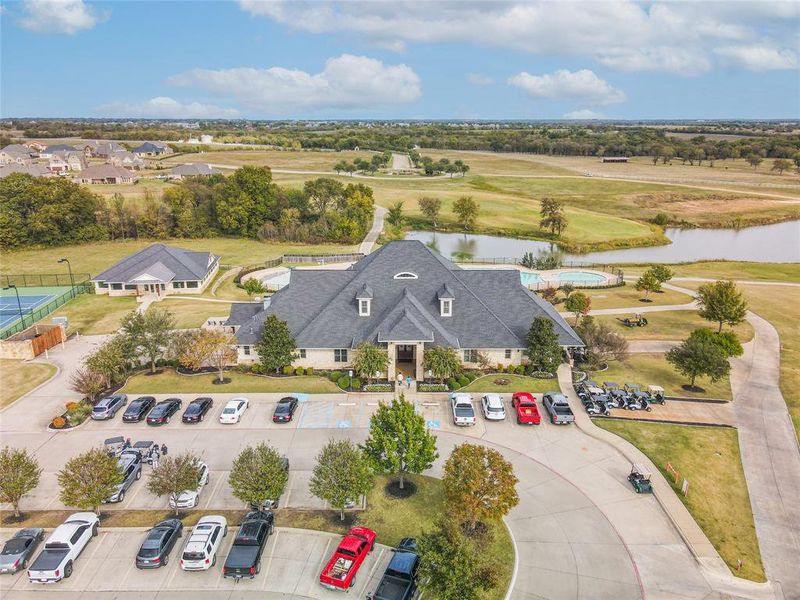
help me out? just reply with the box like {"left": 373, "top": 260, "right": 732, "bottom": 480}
{"left": 44, "top": 144, "right": 78, "bottom": 153}
{"left": 92, "top": 244, "right": 219, "bottom": 284}
{"left": 170, "top": 163, "right": 218, "bottom": 176}
{"left": 134, "top": 141, "right": 170, "bottom": 154}
{"left": 227, "top": 240, "right": 583, "bottom": 348}
{"left": 0, "top": 164, "right": 50, "bottom": 178}
{"left": 76, "top": 164, "right": 137, "bottom": 181}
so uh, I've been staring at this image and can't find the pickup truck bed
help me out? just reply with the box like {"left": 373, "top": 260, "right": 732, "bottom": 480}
{"left": 28, "top": 548, "right": 68, "bottom": 576}
{"left": 543, "top": 393, "right": 575, "bottom": 425}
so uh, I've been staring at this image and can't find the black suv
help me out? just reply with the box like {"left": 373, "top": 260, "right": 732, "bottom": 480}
{"left": 135, "top": 519, "right": 183, "bottom": 569}
{"left": 122, "top": 396, "right": 156, "bottom": 423}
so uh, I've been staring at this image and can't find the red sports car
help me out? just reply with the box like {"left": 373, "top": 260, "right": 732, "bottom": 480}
{"left": 512, "top": 392, "right": 541, "bottom": 425}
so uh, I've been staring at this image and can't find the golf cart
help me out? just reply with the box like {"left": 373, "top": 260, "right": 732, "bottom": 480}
{"left": 603, "top": 381, "right": 620, "bottom": 392}
{"left": 622, "top": 314, "right": 648, "bottom": 327}
{"left": 623, "top": 383, "right": 641, "bottom": 394}
{"left": 626, "top": 391, "right": 653, "bottom": 411}
{"left": 627, "top": 464, "right": 653, "bottom": 493}
{"left": 132, "top": 440, "right": 159, "bottom": 464}
{"left": 104, "top": 436, "right": 126, "bottom": 458}
{"left": 647, "top": 385, "right": 666, "bottom": 405}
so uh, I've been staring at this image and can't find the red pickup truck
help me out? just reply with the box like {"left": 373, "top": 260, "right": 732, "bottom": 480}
{"left": 319, "top": 527, "right": 376, "bottom": 591}
{"left": 512, "top": 392, "right": 541, "bottom": 425}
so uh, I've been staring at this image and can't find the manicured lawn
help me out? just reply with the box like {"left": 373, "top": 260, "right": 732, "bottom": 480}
{"left": 624, "top": 262, "right": 800, "bottom": 283}
{"left": 461, "top": 373, "right": 560, "bottom": 394}
{"left": 161, "top": 148, "right": 375, "bottom": 171}
{"left": 209, "top": 273, "right": 251, "bottom": 301}
{"left": 1, "top": 238, "right": 358, "bottom": 277}
{"left": 50, "top": 293, "right": 137, "bottom": 334}
{"left": 0, "top": 360, "right": 57, "bottom": 409}
{"left": 156, "top": 298, "right": 234, "bottom": 329}
{"left": 594, "top": 310, "right": 754, "bottom": 342}
{"left": 582, "top": 284, "right": 693, "bottom": 310}
{"left": 592, "top": 353, "right": 732, "bottom": 400}
{"left": 595, "top": 420, "right": 765, "bottom": 582}
{"left": 121, "top": 369, "right": 341, "bottom": 394}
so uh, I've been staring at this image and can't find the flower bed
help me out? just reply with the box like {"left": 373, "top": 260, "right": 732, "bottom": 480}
{"left": 363, "top": 383, "right": 393, "bottom": 392}
{"left": 418, "top": 383, "right": 449, "bottom": 392}
{"left": 49, "top": 400, "right": 93, "bottom": 430}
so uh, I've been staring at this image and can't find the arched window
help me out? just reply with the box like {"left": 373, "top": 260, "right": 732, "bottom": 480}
{"left": 393, "top": 272, "right": 418, "bottom": 280}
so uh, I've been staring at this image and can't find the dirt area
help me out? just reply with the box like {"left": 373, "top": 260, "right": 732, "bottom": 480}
{"left": 595, "top": 398, "right": 735, "bottom": 427}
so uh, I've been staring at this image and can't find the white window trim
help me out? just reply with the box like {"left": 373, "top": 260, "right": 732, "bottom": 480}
{"left": 359, "top": 298, "right": 371, "bottom": 316}
{"left": 393, "top": 272, "right": 418, "bottom": 280}
{"left": 440, "top": 298, "right": 452, "bottom": 317}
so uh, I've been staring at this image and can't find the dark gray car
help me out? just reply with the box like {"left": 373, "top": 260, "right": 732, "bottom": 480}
{"left": 0, "top": 528, "right": 44, "bottom": 574}
{"left": 103, "top": 449, "right": 142, "bottom": 503}
{"left": 135, "top": 519, "right": 182, "bottom": 569}
{"left": 91, "top": 394, "right": 128, "bottom": 420}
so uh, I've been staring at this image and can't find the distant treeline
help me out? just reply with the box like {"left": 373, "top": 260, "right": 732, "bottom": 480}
{"left": 0, "top": 168, "right": 374, "bottom": 250}
{"left": 4, "top": 120, "right": 800, "bottom": 160}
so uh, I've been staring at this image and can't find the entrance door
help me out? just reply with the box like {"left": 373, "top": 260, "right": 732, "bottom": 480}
{"left": 395, "top": 344, "right": 416, "bottom": 379}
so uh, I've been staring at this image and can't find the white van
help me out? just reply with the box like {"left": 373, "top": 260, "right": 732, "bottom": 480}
{"left": 179, "top": 516, "right": 227, "bottom": 571}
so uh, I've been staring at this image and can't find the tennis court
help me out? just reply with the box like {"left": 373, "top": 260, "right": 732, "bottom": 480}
{"left": 0, "top": 286, "right": 69, "bottom": 331}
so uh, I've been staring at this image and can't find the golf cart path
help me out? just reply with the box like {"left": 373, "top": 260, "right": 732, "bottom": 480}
{"left": 359, "top": 205, "right": 387, "bottom": 254}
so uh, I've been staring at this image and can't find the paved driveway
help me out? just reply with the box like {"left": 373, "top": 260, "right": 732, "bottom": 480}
{"left": 0, "top": 527, "right": 390, "bottom": 599}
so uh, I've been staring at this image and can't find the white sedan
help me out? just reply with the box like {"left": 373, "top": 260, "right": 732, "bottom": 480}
{"left": 169, "top": 461, "right": 209, "bottom": 509}
{"left": 481, "top": 394, "right": 506, "bottom": 421}
{"left": 219, "top": 398, "right": 249, "bottom": 424}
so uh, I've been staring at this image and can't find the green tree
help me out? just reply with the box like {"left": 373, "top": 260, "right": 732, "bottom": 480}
{"left": 304, "top": 177, "right": 345, "bottom": 227}
{"left": 255, "top": 314, "right": 297, "bottom": 373}
{"left": 688, "top": 328, "right": 743, "bottom": 358}
{"left": 634, "top": 270, "right": 661, "bottom": 300}
{"left": 351, "top": 342, "right": 389, "bottom": 384}
{"left": 452, "top": 196, "right": 479, "bottom": 231}
{"left": 309, "top": 439, "right": 373, "bottom": 521}
{"left": 0, "top": 446, "right": 41, "bottom": 518}
{"left": 242, "top": 277, "right": 266, "bottom": 297}
{"left": 58, "top": 448, "right": 123, "bottom": 513}
{"left": 666, "top": 336, "right": 730, "bottom": 390}
{"left": 85, "top": 335, "right": 129, "bottom": 388}
{"left": 442, "top": 443, "right": 519, "bottom": 532}
{"left": 649, "top": 264, "right": 674, "bottom": 284}
{"left": 418, "top": 196, "right": 442, "bottom": 228}
{"left": 564, "top": 291, "right": 591, "bottom": 325}
{"left": 525, "top": 316, "right": 562, "bottom": 374}
{"left": 387, "top": 201, "right": 404, "bottom": 228}
{"left": 147, "top": 452, "right": 202, "bottom": 516}
{"left": 121, "top": 308, "right": 175, "bottom": 373}
{"left": 771, "top": 158, "right": 792, "bottom": 175}
{"left": 229, "top": 443, "right": 289, "bottom": 510}
{"left": 696, "top": 280, "right": 748, "bottom": 333}
{"left": 361, "top": 395, "right": 438, "bottom": 490}
{"left": 539, "top": 197, "right": 567, "bottom": 237}
{"left": 423, "top": 346, "right": 462, "bottom": 383}
{"left": 746, "top": 154, "right": 763, "bottom": 170}
{"left": 69, "top": 367, "right": 107, "bottom": 402}
{"left": 417, "top": 518, "right": 495, "bottom": 600}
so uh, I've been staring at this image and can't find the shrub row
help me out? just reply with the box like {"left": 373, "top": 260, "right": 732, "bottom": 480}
{"left": 363, "top": 383, "right": 393, "bottom": 392}
{"left": 418, "top": 383, "right": 448, "bottom": 392}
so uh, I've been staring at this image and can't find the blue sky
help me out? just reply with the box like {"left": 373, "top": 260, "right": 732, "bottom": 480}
{"left": 1, "top": 0, "right": 798, "bottom": 119}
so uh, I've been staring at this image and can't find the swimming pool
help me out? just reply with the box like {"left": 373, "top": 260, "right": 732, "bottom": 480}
{"left": 557, "top": 271, "right": 606, "bottom": 284}
{"left": 262, "top": 271, "right": 291, "bottom": 289}
{"left": 519, "top": 272, "right": 544, "bottom": 285}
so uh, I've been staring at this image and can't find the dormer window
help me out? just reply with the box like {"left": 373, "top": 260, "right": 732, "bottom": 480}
{"left": 359, "top": 298, "right": 371, "bottom": 316}
{"left": 440, "top": 299, "right": 452, "bottom": 317}
{"left": 393, "top": 272, "right": 418, "bottom": 280}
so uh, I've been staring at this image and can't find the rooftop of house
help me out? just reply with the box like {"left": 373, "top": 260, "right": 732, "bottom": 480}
{"left": 0, "top": 163, "right": 51, "bottom": 178}
{"left": 227, "top": 240, "right": 584, "bottom": 349}
{"left": 92, "top": 243, "right": 219, "bottom": 284}
{"left": 76, "top": 164, "right": 137, "bottom": 179}
{"left": 170, "top": 163, "right": 219, "bottom": 176}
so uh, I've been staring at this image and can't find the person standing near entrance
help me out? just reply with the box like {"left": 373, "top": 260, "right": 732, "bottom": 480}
{"left": 397, "top": 372, "right": 403, "bottom": 389}
{"left": 406, "top": 375, "right": 412, "bottom": 389}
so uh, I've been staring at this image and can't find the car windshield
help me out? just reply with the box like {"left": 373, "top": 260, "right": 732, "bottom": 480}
{"left": 2, "top": 539, "right": 28, "bottom": 554}
{"left": 520, "top": 402, "right": 536, "bottom": 408}
{"left": 222, "top": 407, "right": 236, "bottom": 414}
{"left": 129, "top": 400, "right": 146, "bottom": 410}
{"left": 150, "top": 406, "right": 166, "bottom": 415}
{"left": 92, "top": 405, "right": 107, "bottom": 412}
{"left": 138, "top": 546, "right": 160, "bottom": 558}
{"left": 488, "top": 405, "right": 503, "bottom": 412}
{"left": 185, "top": 404, "right": 201, "bottom": 414}
{"left": 183, "top": 551, "right": 205, "bottom": 561}
{"left": 275, "top": 405, "right": 290, "bottom": 413}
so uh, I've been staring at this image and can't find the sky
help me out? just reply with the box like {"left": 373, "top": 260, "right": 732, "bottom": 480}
{"left": 1, "top": 0, "right": 798, "bottom": 120}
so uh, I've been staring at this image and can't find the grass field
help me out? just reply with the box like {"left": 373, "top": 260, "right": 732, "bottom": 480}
{"left": 594, "top": 310, "right": 754, "bottom": 342}
{"left": 161, "top": 149, "right": 376, "bottom": 171}
{"left": 461, "top": 373, "right": 559, "bottom": 393}
{"left": 1, "top": 238, "right": 358, "bottom": 276}
{"left": 0, "top": 360, "right": 56, "bottom": 408}
{"left": 121, "top": 369, "right": 340, "bottom": 394}
{"left": 50, "top": 293, "right": 136, "bottom": 334}
{"left": 581, "top": 284, "right": 693, "bottom": 310}
{"left": 624, "top": 262, "right": 800, "bottom": 283}
{"left": 593, "top": 353, "right": 732, "bottom": 400}
{"left": 595, "top": 420, "right": 764, "bottom": 581}
{"left": 156, "top": 298, "right": 234, "bottom": 329}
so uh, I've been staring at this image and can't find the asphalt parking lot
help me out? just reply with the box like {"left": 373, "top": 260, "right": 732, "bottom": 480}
{"left": 0, "top": 527, "right": 391, "bottom": 599}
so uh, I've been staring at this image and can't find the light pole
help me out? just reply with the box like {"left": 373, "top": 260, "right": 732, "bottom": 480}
{"left": 3, "top": 285, "right": 25, "bottom": 329}
{"left": 57, "top": 258, "right": 75, "bottom": 294}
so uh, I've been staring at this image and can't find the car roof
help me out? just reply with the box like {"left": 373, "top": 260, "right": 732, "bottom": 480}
{"left": 225, "top": 398, "right": 244, "bottom": 407}
{"left": 484, "top": 394, "right": 502, "bottom": 403}
{"left": 131, "top": 397, "right": 153, "bottom": 405}
{"left": 95, "top": 398, "right": 113, "bottom": 407}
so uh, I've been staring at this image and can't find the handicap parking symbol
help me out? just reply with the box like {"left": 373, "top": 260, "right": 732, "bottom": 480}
{"left": 426, "top": 420, "right": 440, "bottom": 429}
{"left": 337, "top": 420, "right": 352, "bottom": 429}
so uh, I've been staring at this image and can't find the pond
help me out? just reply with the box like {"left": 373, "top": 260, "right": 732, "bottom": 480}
{"left": 406, "top": 219, "right": 800, "bottom": 264}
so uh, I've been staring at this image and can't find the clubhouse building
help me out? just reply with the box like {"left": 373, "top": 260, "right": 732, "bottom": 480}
{"left": 226, "top": 241, "right": 583, "bottom": 380}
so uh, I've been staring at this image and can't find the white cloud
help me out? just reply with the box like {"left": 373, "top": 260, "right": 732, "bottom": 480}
{"left": 563, "top": 109, "right": 606, "bottom": 120}
{"left": 168, "top": 54, "right": 421, "bottom": 112}
{"left": 509, "top": 70, "right": 625, "bottom": 105}
{"left": 96, "top": 97, "right": 240, "bottom": 119}
{"left": 19, "top": 0, "right": 100, "bottom": 34}
{"left": 467, "top": 74, "right": 494, "bottom": 86}
{"left": 238, "top": 1, "right": 799, "bottom": 75}
{"left": 715, "top": 45, "right": 798, "bottom": 71}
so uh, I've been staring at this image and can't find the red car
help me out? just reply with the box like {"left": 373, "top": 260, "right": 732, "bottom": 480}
{"left": 512, "top": 392, "right": 541, "bottom": 425}
{"left": 319, "top": 526, "right": 376, "bottom": 590}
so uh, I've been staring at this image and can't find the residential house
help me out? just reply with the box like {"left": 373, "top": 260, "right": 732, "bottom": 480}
{"left": 225, "top": 241, "right": 583, "bottom": 378}
{"left": 132, "top": 141, "right": 172, "bottom": 156}
{"left": 0, "top": 144, "right": 36, "bottom": 166}
{"left": 74, "top": 164, "right": 138, "bottom": 184}
{"left": 92, "top": 243, "right": 220, "bottom": 297}
{"left": 92, "top": 141, "right": 126, "bottom": 158}
{"left": 48, "top": 151, "right": 87, "bottom": 173}
{"left": 168, "top": 163, "right": 220, "bottom": 180}
{"left": 108, "top": 150, "right": 145, "bottom": 170}
{"left": 40, "top": 144, "right": 78, "bottom": 158}
{"left": 0, "top": 163, "right": 52, "bottom": 178}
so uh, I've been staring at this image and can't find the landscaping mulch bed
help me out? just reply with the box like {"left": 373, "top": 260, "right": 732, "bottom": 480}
{"left": 385, "top": 479, "right": 418, "bottom": 499}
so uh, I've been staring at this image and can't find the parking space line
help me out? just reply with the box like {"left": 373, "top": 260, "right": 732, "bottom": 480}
{"left": 72, "top": 532, "right": 110, "bottom": 588}
{"left": 357, "top": 547, "right": 385, "bottom": 598}
{"left": 283, "top": 472, "right": 294, "bottom": 508}
{"left": 203, "top": 471, "right": 226, "bottom": 509}
{"left": 260, "top": 529, "right": 279, "bottom": 590}
{"left": 117, "top": 558, "right": 136, "bottom": 590}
